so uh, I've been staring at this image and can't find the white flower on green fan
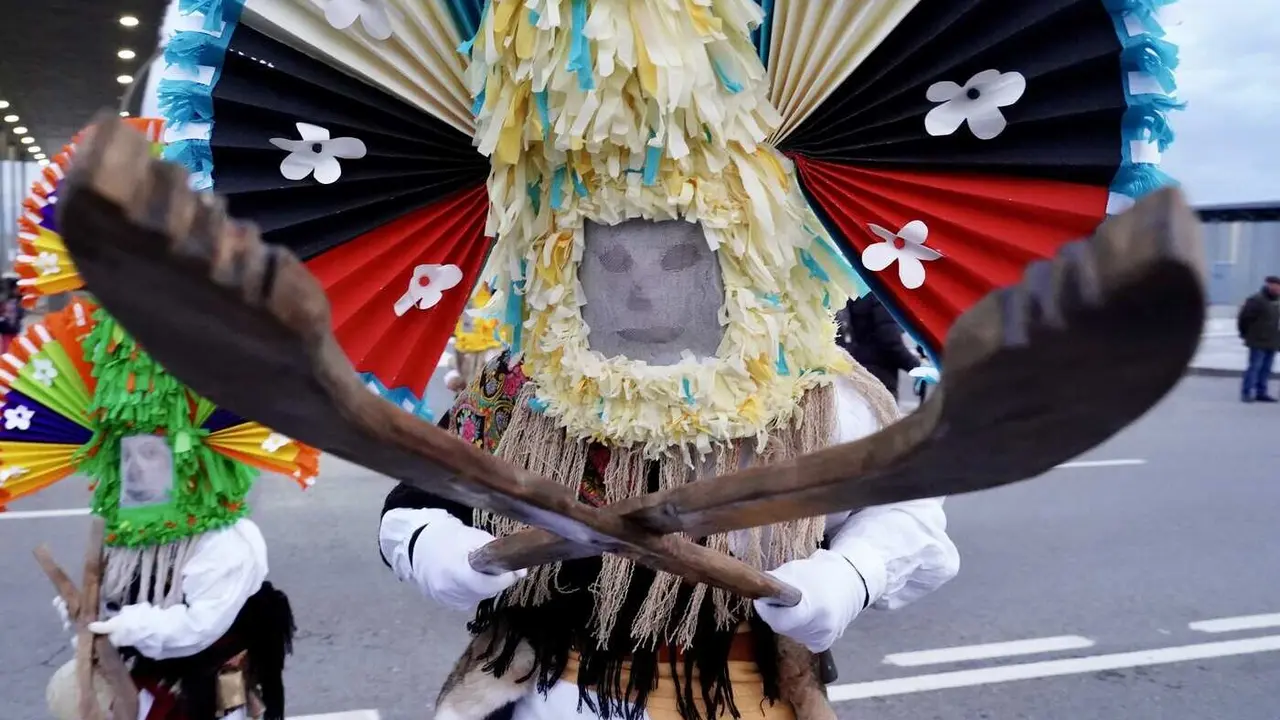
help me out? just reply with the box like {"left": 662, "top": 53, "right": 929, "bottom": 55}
{"left": 31, "top": 358, "right": 58, "bottom": 387}
{"left": 3, "top": 405, "right": 34, "bottom": 431}
{"left": 862, "top": 220, "right": 942, "bottom": 291}
{"left": 269, "top": 122, "right": 367, "bottom": 185}
{"left": 325, "top": 0, "right": 394, "bottom": 40}
{"left": 393, "top": 264, "right": 464, "bottom": 316}
{"left": 261, "top": 433, "right": 292, "bottom": 453}
{"left": 34, "top": 251, "right": 60, "bottom": 276}
{"left": 0, "top": 465, "right": 27, "bottom": 486}
{"left": 925, "top": 70, "right": 1026, "bottom": 140}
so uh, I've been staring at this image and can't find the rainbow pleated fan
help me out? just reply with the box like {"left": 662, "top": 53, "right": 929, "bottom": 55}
{"left": 14, "top": 119, "right": 168, "bottom": 309}
{"left": 0, "top": 298, "right": 320, "bottom": 510}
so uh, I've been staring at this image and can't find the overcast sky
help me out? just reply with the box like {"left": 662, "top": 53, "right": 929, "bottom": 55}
{"left": 1160, "top": 0, "right": 1280, "bottom": 205}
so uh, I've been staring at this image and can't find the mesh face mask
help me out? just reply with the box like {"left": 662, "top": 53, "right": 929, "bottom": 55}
{"left": 579, "top": 219, "right": 724, "bottom": 365}
{"left": 118, "top": 435, "right": 176, "bottom": 510}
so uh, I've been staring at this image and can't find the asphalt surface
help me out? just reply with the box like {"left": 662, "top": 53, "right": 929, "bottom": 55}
{"left": 1, "top": 375, "right": 1277, "bottom": 720}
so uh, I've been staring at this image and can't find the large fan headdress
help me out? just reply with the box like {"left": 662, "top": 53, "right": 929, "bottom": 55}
{"left": 151, "top": 0, "right": 1181, "bottom": 444}
{"left": 0, "top": 120, "right": 320, "bottom": 547}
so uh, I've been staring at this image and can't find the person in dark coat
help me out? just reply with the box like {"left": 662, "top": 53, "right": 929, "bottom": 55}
{"left": 837, "top": 294, "right": 921, "bottom": 397}
{"left": 1236, "top": 275, "right": 1280, "bottom": 403}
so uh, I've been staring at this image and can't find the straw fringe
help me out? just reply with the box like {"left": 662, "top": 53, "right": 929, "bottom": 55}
{"left": 475, "top": 381, "right": 837, "bottom": 649}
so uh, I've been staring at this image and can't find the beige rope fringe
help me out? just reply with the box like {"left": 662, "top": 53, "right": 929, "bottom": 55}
{"left": 475, "top": 357, "right": 898, "bottom": 649}
{"left": 102, "top": 538, "right": 197, "bottom": 610}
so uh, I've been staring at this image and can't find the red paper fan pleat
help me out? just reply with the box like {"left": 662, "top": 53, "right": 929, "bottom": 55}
{"left": 305, "top": 183, "right": 490, "bottom": 398}
{"left": 794, "top": 156, "right": 1109, "bottom": 352}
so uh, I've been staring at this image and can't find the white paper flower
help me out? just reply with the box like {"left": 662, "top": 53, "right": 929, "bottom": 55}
{"left": 393, "top": 264, "right": 464, "bottom": 316}
{"left": 31, "top": 358, "right": 58, "bottom": 387}
{"left": 3, "top": 405, "right": 34, "bottom": 431}
{"left": 325, "top": 0, "right": 394, "bottom": 40}
{"left": 269, "top": 123, "right": 367, "bottom": 185}
{"left": 0, "top": 465, "right": 28, "bottom": 486}
{"left": 34, "top": 251, "right": 60, "bottom": 276}
{"left": 925, "top": 70, "right": 1027, "bottom": 140}
{"left": 862, "top": 221, "right": 942, "bottom": 290}
{"left": 261, "top": 433, "right": 292, "bottom": 453}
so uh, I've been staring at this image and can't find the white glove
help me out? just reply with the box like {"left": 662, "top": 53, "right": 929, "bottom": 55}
{"left": 87, "top": 604, "right": 153, "bottom": 649}
{"left": 753, "top": 549, "right": 868, "bottom": 653}
{"left": 408, "top": 511, "right": 526, "bottom": 612}
{"left": 52, "top": 596, "right": 79, "bottom": 649}
{"left": 52, "top": 596, "right": 73, "bottom": 632}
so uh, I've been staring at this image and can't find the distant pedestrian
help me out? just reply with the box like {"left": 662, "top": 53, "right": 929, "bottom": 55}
{"left": 1236, "top": 275, "right": 1280, "bottom": 403}
{"left": 0, "top": 278, "right": 23, "bottom": 354}
{"left": 837, "top": 294, "right": 922, "bottom": 397}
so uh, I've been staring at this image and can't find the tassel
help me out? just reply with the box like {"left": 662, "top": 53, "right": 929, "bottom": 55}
{"left": 157, "top": 79, "right": 215, "bottom": 128}
{"left": 1121, "top": 37, "right": 1180, "bottom": 94}
{"left": 180, "top": 0, "right": 229, "bottom": 32}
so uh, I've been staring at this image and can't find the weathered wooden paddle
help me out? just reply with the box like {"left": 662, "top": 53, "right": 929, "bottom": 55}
{"left": 57, "top": 115, "right": 1204, "bottom": 605}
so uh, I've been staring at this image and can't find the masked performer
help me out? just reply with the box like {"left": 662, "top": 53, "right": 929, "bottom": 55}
{"left": 447, "top": 282, "right": 511, "bottom": 393}
{"left": 6, "top": 120, "right": 321, "bottom": 720}
{"left": 145, "top": 1, "right": 1181, "bottom": 717}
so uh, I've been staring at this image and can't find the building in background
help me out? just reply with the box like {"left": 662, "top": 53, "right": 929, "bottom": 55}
{"left": 1199, "top": 202, "right": 1280, "bottom": 307}
{"left": 0, "top": 157, "right": 39, "bottom": 268}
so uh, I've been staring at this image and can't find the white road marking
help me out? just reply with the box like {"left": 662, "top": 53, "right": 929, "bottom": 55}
{"left": 830, "top": 634, "right": 1280, "bottom": 701}
{"left": 0, "top": 508, "right": 89, "bottom": 520}
{"left": 291, "top": 712, "right": 380, "bottom": 720}
{"left": 1190, "top": 613, "right": 1280, "bottom": 634}
{"left": 1055, "top": 458, "right": 1146, "bottom": 469}
{"left": 883, "top": 635, "right": 1095, "bottom": 667}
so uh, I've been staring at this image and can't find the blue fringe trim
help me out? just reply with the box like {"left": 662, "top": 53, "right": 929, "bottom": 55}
{"left": 179, "top": 0, "right": 239, "bottom": 29}
{"left": 752, "top": 0, "right": 775, "bottom": 67}
{"left": 158, "top": 80, "right": 215, "bottom": 128}
{"left": 1102, "top": 0, "right": 1186, "bottom": 211}
{"left": 164, "top": 31, "right": 229, "bottom": 74}
{"left": 160, "top": 0, "right": 245, "bottom": 191}
{"left": 163, "top": 140, "right": 215, "bottom": 188}
{"left": 359, "top": 373, "right": 435, "bottom": 422}
{"left": 444, "top": 0, "right": 486, "bottom": 43}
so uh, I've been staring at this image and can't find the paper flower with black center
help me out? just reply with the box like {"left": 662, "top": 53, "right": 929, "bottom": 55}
{"left": 269, "top": 122, "right": 367, "bottom": 185}
{"left": 3, "top": 405, "right": 34, "bottom": 432}
{"left": 925, "top": 70, "right": 1027, "bottom": 140}
{"left": 31, "top": 358, "right": 58, "bottom": 387}
{"left": 862, "top": 221, "right": 942, "bottom": 290}
{"left": 324, "top": 0, "right": 394, "bottom": 40}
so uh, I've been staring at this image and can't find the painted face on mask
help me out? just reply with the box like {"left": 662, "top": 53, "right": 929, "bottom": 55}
{"left": 119, "top": 435, "right": 175, "bottom": 509}
{"left": 579, "top": 219, "right": 724, "bottom": 365}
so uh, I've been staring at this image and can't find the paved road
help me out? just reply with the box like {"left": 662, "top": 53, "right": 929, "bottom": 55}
{"left": 2, "top": 376, "right": 1277, "bottom": 720}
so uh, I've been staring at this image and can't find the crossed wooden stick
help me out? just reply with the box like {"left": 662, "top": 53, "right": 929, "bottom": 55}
{"left": 33, "top": 517, "right": 138, "bottom": 720}
{"left": 55, "top": 115, "right": 1207, "bottom": 611}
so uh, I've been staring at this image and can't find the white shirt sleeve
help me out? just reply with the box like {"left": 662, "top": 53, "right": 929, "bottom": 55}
{"left": 822, "top": 375, "right": 960, "bottom": 611}
{"left": 104, "top": 518, "right": 269, "bottom": 660}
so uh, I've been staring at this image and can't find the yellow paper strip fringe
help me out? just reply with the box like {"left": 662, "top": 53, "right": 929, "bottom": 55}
{"left": 467, "top": 0, "right": 853, "bottom": 457}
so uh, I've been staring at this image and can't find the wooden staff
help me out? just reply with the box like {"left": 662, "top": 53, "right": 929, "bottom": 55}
{"left": 34, "top": 516, "right": 139, "bottom": 720}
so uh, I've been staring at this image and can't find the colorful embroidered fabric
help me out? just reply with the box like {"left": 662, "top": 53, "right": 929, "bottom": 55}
{"left": 450, "top": 352, "right": 527, "bottom": 454}
{"left": 447, "top": 352, "right": 608, "bottom": 507}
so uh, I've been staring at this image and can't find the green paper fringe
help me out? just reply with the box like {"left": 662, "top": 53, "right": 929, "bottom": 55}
{"left": 75, "top": 307, "right": 257, "bottom": 548}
